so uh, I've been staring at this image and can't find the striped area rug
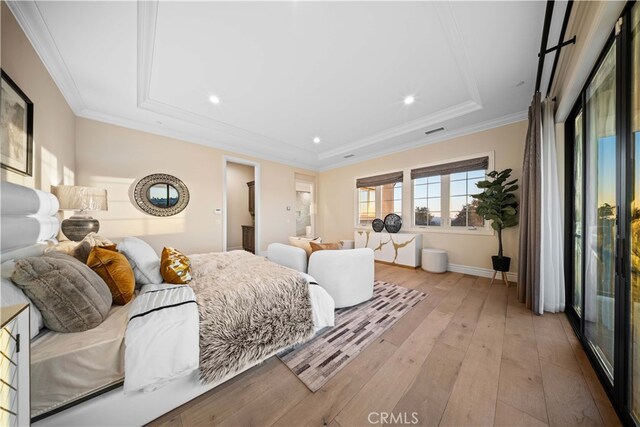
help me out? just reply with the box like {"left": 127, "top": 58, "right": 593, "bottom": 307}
{"left": 278, "top": 280, "right": 427, "bottom": 392}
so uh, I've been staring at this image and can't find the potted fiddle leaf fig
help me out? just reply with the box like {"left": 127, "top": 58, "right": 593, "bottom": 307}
{"left": 471, "top": 168, "right": 519, "bottom": 272}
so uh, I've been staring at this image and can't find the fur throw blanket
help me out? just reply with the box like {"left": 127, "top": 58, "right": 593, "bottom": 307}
{"left": 188, "top": 251, "right": 314, "bottom": 383}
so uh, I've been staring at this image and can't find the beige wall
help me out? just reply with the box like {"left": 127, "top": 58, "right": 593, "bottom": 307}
{"left": 1, "top": 2, "right": 75, "bottom": 190}
{"left": 226, "top": 162, "right": 254, "bottom": 250}
{"left": 318, "top": 121, "right": 527, "bottom": 273}
{"left": 75, "top": 118, "right": 317, "bottom": 255}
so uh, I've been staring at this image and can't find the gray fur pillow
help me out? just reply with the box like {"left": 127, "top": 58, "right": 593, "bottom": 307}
{"left": 11, "top": 253, "right": 112, "bottom": 333}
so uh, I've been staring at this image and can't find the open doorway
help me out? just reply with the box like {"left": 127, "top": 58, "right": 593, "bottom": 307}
{"left": 224, "top": 158, "right": 259, "bottom": 254}
{"left": 295, "top": 175, "right": 315, "bottom": 238}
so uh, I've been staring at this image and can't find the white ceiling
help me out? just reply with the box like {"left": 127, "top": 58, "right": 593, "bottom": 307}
{"left": 8, "top": 1, "right": 547, "bottom": 171}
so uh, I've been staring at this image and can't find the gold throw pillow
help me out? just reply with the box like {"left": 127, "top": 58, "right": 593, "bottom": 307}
{"left": 309, "top": 241, "right": 343, "bottom": 254}
{"left": 86, "top": 246, "right": 135, "bottom": 305}
{"left": 161, "top": 247, "right": 192, "bottom": 284}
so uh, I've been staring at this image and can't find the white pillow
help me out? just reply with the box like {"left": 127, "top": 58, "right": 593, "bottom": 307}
{"left": 289, "top": 236, "right": 322, "bottom": 257}
{"left": 1, "top": 260, "right": 44, "bottom": 339}
{"left": 118, "top": 237, "right": 163, "bottom": 285}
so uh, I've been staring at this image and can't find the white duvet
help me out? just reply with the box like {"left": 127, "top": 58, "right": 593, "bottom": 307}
{"left": 124, "top": 273, "right": 334, "bottom": 393}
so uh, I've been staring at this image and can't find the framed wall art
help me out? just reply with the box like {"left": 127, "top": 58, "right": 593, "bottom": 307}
{"left": 1, "top": 70, "right": 33, "bottom": 176}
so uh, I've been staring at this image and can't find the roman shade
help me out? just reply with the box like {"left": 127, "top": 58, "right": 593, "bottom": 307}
{"left": 356, "top": 171, "right": 403, "bottom": 188}
{"left": 410, "top": 156, "right": 489, "bottom": 180}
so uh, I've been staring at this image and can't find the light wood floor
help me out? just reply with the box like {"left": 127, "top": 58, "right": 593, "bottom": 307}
{"left": 148, "top": 264, "right": 621, "bottom": 427}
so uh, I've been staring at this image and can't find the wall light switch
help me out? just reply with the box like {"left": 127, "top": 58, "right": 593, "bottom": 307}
{"left": 286, "top": 206, "right": 292, "bottom": 211}
{"left": 214, "top": 208, "right": 222, "bottom": 215}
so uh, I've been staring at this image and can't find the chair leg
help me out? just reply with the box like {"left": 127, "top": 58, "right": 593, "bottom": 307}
{"left": 490, "top": 270, "right": 497, "bottom": 285}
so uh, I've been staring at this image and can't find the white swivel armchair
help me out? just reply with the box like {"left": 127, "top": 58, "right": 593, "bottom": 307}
{"left": 267, "top": 243, "right": 374, "bottom": 308}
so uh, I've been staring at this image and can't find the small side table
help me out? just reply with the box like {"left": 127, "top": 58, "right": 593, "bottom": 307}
{"left": 421, "top": 248, "right": 448, "bottom": 273}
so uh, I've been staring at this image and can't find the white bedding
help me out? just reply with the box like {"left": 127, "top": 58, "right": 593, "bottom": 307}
{"left": 124, "top": 284, "right": 199, "bottom": 393}
{"left": 124, "top": 273, "right": 334, "bottom": 393}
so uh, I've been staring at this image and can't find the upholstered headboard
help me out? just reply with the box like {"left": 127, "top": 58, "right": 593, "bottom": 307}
{"left": 1, "top": 181, "right": 60, "bottom": 262}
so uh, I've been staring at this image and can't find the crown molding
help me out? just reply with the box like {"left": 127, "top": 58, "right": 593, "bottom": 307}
{"left": 319, "top": 110, "right": 527, "bottom": 172}
{"left": 77, "top": 109, "right": 319, "bottom": 172}
{"left": 317, "top": 99, "right": 481, "bottom": 160}
{"left": 6, "top": 0, "right": 85, "bottom": 113}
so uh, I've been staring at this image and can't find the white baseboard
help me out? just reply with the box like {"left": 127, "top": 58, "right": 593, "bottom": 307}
{"left": 227, "top": 246, "right": 243, "bottom": 251}
{"left": 447, "top": 263, "right": 518, "bottom": 283}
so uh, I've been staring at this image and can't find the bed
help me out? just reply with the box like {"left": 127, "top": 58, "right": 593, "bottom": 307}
{"left": 0, "top": 181, "right": 335, "bottom": 426}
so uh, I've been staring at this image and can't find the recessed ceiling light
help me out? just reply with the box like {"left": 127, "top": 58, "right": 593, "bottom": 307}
{"left": 403, "top": 95, "right": 415, "bottom": 105}
{"left": 209, "top": 95, "right": 220, "bottom": 104}
{"left": 313, "top": 137, "right": 321, "bottom": 144}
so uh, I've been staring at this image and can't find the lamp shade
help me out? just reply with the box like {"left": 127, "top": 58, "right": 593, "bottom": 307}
{"left": 52, "top": 185, "right": 108, "bottom": 212}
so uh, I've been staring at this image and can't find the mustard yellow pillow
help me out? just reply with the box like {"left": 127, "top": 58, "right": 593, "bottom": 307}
{"left": 86, "top": 246, "right": 135, "bottom": 305}
{"left": 309, "top": 241, "right": 343, "bottom": 254}
{"left": 161, "top": 247, "right": 192, "bottom": 284}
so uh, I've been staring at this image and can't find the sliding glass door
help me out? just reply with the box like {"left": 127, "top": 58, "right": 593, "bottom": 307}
{"left": 630, "top": 2, "right": 640, "bottom": 422}
{"left": 566, "top": 3, "right": 639, "bottom": 425}
{"left": 584, "top": 42, "right": 617, "bottom": 380}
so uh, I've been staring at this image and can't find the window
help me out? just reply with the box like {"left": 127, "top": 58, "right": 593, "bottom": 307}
{"left": 410, "top": 155, "right": 489, "bottom": 231}
{"left": 358, "top": 187, "right": 376, "bottom": 225}
{"left": 356, "top": 171, "right": 403, "bottom": 226}
{"left": 413, "top": 176, "right": 441, "bottom": 226}
{"left": 449, "top": 170, "right": 485, "bottom": 228}
{"left": 381, "top": 182, "right": 402, "bottom": 218}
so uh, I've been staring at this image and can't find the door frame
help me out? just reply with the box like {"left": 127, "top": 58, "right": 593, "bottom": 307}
{"left": 294, "top": 178, "right": 316, "bottom": 238}
{"left": 222, "top": 156, "right": 261, "bottom": 254}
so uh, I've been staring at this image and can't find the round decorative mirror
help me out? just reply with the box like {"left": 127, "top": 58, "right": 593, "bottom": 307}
{"left": 134, "top": 174, "right": 189, "bottom": 216}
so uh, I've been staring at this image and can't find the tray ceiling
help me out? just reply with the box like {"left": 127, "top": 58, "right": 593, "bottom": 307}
{"left": 8, "top": 1, "right": 545, "bottom": 170}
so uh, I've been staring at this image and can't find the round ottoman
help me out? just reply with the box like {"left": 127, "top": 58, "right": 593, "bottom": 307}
{"left": 422, "top": 248, "right": 448, "bottom": 273}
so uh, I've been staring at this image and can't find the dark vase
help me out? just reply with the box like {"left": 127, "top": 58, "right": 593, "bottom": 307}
{"left": 491, "top": 256, "right": 511, "bottom": 272}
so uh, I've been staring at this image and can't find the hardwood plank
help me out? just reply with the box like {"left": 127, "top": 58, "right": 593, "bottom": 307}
{"left": 533, "top": 314, "right": 582, "bottom": 374}
{"left": 179, "top": 359, "right": 297, "bottom": 426}
{"left": 435, "top": 272, "right": 465, "bottom": 291}
{"left": 498, "top": 290, "right": 548, "bottom": 423}
{"left": 215, "top": 362, "right": 311, "bottom": 426}
{"left": 494, "top": 401, "right": 548, "bottom": 427}
{"left": 147, "top": 414, "right": 183, "bottom": 427}
{"left": 391, "top": 342, "right": 466, "bottom": 426}
{"left": 334, "top": 308, "right": 456, "bottom": 426}
{"left": 382, "top": 297, "right": 440, "bottom": 347}
{"left": 472, "top": 276, "right": 492, "bottom": 293}
{"left": 539, "top": 360, "right": 603, "bottom": 426}
{"left": 272, "top": 339, "right": 398, "bottom": 427}
{"left": 438, "top": 288, "right": 487, "bottom": 351}
{"left": 497, "top": 359, "right": 547, "bottom": 423}
{"left": 439, "top": 285, "right": 507, "bottom": 426}
{"left": 558, "top": 315, "right": 621, "bottom": 427}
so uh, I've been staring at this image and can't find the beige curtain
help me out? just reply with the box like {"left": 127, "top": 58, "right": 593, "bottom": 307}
{"left": 518, "top": 93, "right": 542, "bottom": 314}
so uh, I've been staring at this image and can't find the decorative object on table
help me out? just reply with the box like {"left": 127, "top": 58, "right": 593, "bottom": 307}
{"left": 52, "top": 185, "right": 108, "bottom": 241}
{"left": 134, "top": 173, "right": 189, "bottom": 217}
{"left": 1, "top": 70, "right": 33, "bottom": 176}
{"left": 471, "top": 168, "right": 519, "bottom": 286}
{"left": 371, "top": 218, "right": 384, "bottom": 232}
{"left": 383, "top": 213, "right": 402, "bottom": 233}
{"left": 278, "top": 280, "right": 427, "bottom": 392}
